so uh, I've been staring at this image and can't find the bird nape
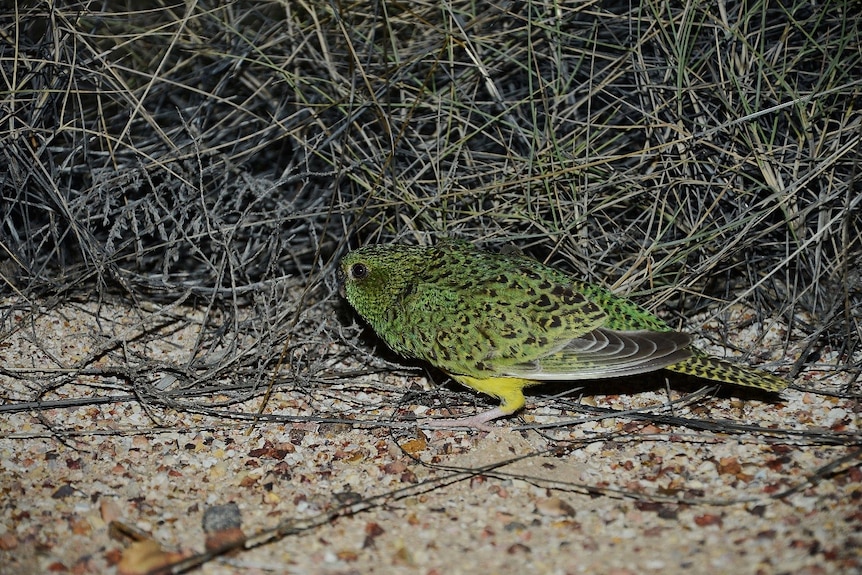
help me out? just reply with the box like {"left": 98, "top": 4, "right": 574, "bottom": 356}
{"left": 339, "top": 240, "right": 789, "bottom": 430}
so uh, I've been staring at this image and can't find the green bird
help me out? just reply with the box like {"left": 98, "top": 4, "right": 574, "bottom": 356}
{"left": 339, "top": 240, "right": 788, "bottom": 429}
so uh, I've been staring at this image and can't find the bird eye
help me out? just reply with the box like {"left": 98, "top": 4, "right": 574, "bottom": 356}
{"left": 350, "top": 262, "right": 369, "bottom": 280}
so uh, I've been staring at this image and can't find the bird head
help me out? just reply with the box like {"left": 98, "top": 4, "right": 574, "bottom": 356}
{"left": 338, "top": 244, "right": 426, "bottom": 328}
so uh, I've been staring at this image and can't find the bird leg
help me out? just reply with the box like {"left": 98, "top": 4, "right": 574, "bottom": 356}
{"left": 421, "top": 407, "right": 511, "bottom": 432}
{"left": 420, "top": 375, "right": 529, "bottom": 431}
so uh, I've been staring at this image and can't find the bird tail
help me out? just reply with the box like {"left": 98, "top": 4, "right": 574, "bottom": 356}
{"left": 666, "top": 354, "right": 788, "bottom": 392}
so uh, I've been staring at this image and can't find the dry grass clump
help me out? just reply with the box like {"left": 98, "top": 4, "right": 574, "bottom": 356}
{"left": 1, "top": 1, "right": 859, "bottom": 401}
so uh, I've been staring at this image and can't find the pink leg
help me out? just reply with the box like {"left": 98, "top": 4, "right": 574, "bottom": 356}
{"left": 421, "top": 407, "right": 511, "bottom": 432}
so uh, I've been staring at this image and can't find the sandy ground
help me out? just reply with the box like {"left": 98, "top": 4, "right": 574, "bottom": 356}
{"left": 1, "top": 297, "right": 860, "bottom": 574}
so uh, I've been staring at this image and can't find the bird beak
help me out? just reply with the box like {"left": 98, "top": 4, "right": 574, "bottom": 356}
{"left": 336, "top": 266, "right": 346, "bottom": 298}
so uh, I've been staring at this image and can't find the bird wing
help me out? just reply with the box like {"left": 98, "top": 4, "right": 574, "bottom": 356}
{"left": 501, "top": 327, "right": 692, "bottom": 380}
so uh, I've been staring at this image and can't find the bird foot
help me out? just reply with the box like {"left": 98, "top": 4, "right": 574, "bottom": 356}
{"left": 420, "top": 407, "right": 510, "bottom": 432}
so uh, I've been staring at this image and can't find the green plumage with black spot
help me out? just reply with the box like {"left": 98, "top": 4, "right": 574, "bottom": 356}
{"left": 339, "top": 240, "right": 788, "bottom": 428}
